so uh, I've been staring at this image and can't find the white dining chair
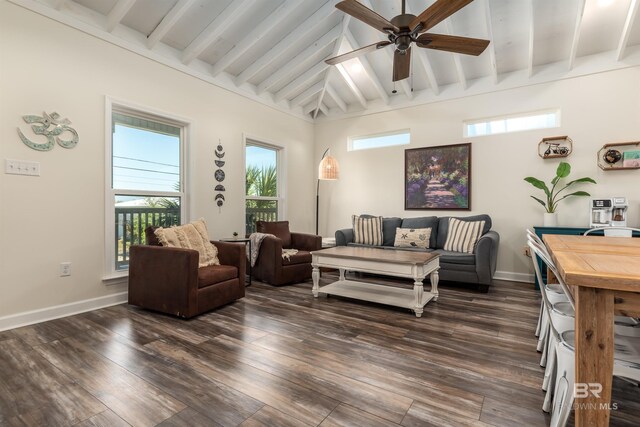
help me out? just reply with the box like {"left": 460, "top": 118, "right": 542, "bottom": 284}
{"left": 550, "top": 330, "right": 640, "bottom": 427}
{"left": 528, "top": 239, "right": 574, "bottom": 403}
{"left": 584, "top": 226, "right": 640, "bottom": 238}
{"left": 526, "top": 233, "right": 570, "bottom": 368}
{"left": 584, "top": 226, "right": 640, "bottom": 336}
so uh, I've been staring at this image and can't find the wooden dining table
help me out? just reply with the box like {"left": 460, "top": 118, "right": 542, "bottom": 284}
{"left": 543, "top": 234, "right": 640, "bottom": 426}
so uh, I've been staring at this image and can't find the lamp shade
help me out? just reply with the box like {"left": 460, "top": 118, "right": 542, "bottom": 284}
{"left": 318, "top": 155, "right": 339, "bottom": 180}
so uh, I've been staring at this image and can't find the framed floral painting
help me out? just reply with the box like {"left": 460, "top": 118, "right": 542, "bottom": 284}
{"left": 405, "top": 143, "right": 471, "bottom": 210}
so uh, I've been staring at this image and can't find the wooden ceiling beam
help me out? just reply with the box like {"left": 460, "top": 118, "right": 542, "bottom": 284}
{"left": 617, "top": 0, "right": 639, "bottom": 61}
{"left": 325, "top": 83, "right": 347, "bottom": 112}
{"left": 290, "top": 81, "right": 325, "bottom": 107}
{"left": 275, "top": 62, "right": 329, "bottom": 103}
{"left": 147, "top": 0, "right": 195, "bottom": 49}
{"left": 345, "top": 30, "right": 389, "bottom": 104}
{"left": 303, "top": 102, "right": 317, "bottom": 115}
{"left": 211, "top": 0, "right": 299, "bottom": 77}
{"left": 181, "top": 0, "right": 254, "bottom": 65}
{"left": 336, "top": 62, "right": 367, "bottom": 108}
{"left": 106, "top": 0, "right": 136, "bottom": 33}
{"left": 313, "top": 17, "right": 349, "bottom": 118}
{"left": 258, "top": 25, "right": 341, "bottom": 95}
{"left": 235, "top": 0, "right": 340, "bottom": 86}
{"left": 482, "top": 0, "right": 498, "bottom": 84}
{"left": 568, "top": 0, "right": 586, "bottom": 70}
{"left": 445, "top": 19, "right": 467, "bottom": 90}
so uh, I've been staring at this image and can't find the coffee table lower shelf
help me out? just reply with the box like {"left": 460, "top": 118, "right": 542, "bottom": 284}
{"left": 317, "top": 279, "right": 436, "bottom": 311}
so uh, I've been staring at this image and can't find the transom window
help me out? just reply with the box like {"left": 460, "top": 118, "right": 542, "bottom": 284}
{"left": 348, "top": 129, "right": 410, "bottom": 151}
{"left": 106, "top": 103, "right": 188, "bottom": 274}
{"left": 464, "top": 109, "right": 560, "bottom": 137}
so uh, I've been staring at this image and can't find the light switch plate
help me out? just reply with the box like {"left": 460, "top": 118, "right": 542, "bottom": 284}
{"left": 5, "top": 159, "right": 40, "bottom": 176}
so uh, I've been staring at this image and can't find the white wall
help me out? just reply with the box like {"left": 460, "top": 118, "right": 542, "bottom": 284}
{"left": 315, "top": 67, "right": 640, "bottom": 280}
{"left": 0, "top": 2, "right": 314, "bottom": 322}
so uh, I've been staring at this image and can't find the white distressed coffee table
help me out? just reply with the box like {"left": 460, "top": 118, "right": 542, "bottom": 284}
{"left": 311, "top": 246, "right": 440, "bottom": 318}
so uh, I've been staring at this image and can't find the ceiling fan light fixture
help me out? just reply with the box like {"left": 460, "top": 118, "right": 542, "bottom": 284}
{"left": 327, "top": 0, "right": 490, "bottom": 83}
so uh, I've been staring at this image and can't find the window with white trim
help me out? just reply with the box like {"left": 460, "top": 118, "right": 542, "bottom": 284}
{"left": 348, "top": 129, "right": 410, "bottom": 151}
{"left": 106, "top": 104, "right": 188, "bottom": 274}
{"left": 245, "top": 140, "right": 283, "bottom": 235}
{"left": 464, "top": 109, "right": 560, "bottom": 137}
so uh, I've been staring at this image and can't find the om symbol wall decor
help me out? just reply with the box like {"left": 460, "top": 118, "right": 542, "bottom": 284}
{"left": 17, "top": 112, "right": 79, "bottom": 151}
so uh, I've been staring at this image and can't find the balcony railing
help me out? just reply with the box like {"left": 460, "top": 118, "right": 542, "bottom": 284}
{"left": 246, "top": 206, "right": 278, "bottom": 234}
{"left": 115, "top": 206, "right": 180, "bottom": 270}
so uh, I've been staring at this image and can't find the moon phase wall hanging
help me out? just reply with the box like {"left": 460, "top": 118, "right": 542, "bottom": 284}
{"left": 215, "top": 141, "right": 226, "bottom": 211}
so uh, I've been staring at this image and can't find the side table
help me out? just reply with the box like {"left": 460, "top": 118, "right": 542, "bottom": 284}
{"left": 219, "top": 237, "right": 252, "bottom": 286}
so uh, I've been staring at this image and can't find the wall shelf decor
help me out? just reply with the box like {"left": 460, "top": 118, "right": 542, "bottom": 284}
{"left": 538, "top": 136, "right": 572, "bottom": 159}
{"left": 597, "top": 142, "right": 640, "bottom": 171}
{"left": 17, "top": 112, "right": 79, "bottom": 151}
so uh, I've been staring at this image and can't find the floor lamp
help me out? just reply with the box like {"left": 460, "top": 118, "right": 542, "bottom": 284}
{"left": 316, "top": 148, "right": 340, "bottom": 235}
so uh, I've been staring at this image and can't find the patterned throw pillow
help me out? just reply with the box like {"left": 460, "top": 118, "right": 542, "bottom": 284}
{"left": 443, "top": 218, "right": 486, "bottom": 254}
{"left": 352, "top": 215, "right": 383, "bottom": 246}
{"left": 393, "top": 227, "right": 432, "bottom": 249}
{"left": 154, "top": 218, "right": 220, "bottom": 267}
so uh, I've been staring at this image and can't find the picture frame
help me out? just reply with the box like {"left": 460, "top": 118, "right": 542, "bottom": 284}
{"left": 405, "top": 143, "right": 471, "bottom": 210}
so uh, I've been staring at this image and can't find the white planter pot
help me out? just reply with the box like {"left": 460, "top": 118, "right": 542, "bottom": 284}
{"left": 543, "top": 212, "right": 558, "bottom": 227}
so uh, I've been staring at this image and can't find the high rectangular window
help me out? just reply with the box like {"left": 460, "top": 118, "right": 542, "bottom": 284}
{"left": 349, "top": 129, "right": 410, "bottom": 151}
{"left": 464, "top": 109, "right": 560, "bottom": 137}
{"left": 107, "top": 105, "right": 187, "bottom": 274}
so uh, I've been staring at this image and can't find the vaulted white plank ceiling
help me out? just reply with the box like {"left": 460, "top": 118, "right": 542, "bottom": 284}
{"left": 10, "top": 0, "right": 640, "bottom": 121}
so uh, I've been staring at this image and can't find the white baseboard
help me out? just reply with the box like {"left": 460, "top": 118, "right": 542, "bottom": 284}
{"left": 0, "top": 292, "right": 128, "bottom": 332}
{"left": 493, "top": 270, "right": 535, "bottom": 284}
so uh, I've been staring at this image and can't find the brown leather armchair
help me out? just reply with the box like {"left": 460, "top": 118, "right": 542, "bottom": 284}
{"left": 128, "top": 227, "right": 245, "bottom": 318}
{"left": 252, "top": 221, "right": 321, "bottom": 286}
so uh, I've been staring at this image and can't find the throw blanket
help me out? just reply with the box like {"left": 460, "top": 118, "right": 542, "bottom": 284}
{"left": 247, "top": 233, "right": 299, "bottom": 267}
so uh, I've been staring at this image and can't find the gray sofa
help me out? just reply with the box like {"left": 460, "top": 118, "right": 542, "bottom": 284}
{"left": 335, "top": 214, "right": 499, "bottom": 291}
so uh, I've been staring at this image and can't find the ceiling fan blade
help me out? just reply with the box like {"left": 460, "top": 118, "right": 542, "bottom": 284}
{"left": 325, "top": 41, "right": 392, "bottom": 65}
{"left": 416, "top": 33, "right": 490, "bottom": 56}
{"left": 392, "top": 48, "right": 411, "bottom": 82}
{"left": 336, "top": 0, "right": 399, "bottom": 34}
{"left": 410, "top": 0, "right": 474, "bottom": 33}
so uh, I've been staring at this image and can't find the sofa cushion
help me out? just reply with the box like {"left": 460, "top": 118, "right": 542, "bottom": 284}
{"left": 357, "top": 215, "right": 401, "bottom": 246}
{"left": 198, "top": 265, "right": 238, "bottom": 288}
{"left": 436, "top": 215, "right": 492, "bottom": 249}
{"left": 257, "top": 221, "right": 291, "bottom": 248}
{"left": 401, "top": 216, "right": 438, "bottom": 248}
{"left": 435, "top": 249, "right": 476, "bottom": 265}
{"left": 282, "top": 250, "right": 312, "bottom": 266}
{"left": 394, "top": 227, "right": 432, "bottom": 249}
{"left": 443, "top": 218, "right": 486, "bottom": 254}
{"left": 352, "top": 215, "right": 383, "bottom": 246}
{"left": 155, "top": 219, "right": 220, "bottom": 267}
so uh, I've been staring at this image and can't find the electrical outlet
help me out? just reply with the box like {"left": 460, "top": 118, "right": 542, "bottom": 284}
{"left": 60, "top": 262, "right": 71, "bottom": 277}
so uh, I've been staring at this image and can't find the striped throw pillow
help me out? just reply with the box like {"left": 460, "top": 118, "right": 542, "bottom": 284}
{"left": 352, "top": 215, "right": 383, "bottom": 246}
{"left": 443, "top": 218, "right": 485, "bottom": 254}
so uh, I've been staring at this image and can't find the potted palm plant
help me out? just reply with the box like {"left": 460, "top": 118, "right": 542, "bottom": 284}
{"left": 524, "top": 162, "right": 596, "bottom": 226}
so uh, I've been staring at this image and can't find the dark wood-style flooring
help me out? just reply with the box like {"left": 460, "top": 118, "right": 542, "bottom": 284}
{"left": 1, "top": 273, "right": 639, "bottom": 426}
